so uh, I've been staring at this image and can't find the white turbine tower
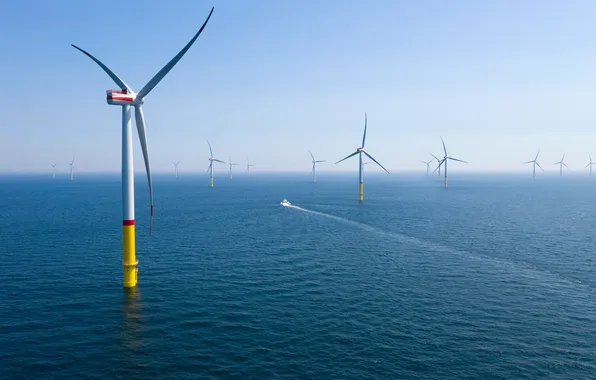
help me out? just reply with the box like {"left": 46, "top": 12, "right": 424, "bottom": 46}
{"left": 554, "top": 153, "right": 569, "bottom": 177}
{"left": 173, "top": 160, "right": 180, "bottom": 178}
{"left": 68, "top": 158, "right": 75, "bottom": 180}
{"left": 308, "top": 150, "right": 325, "bottom": 182}
{"left": 246, "top": 157, "right": 255, "bottom": 175}
{"left": 421, "top": 159, "right": 433, "bottom": 176}
{"left": 585, "top": 155, "right": 595, "bottom": 177}
{"left": 72, "top": 7, "right": 215, "bottom": 288}
{"left": 206, "top": 141, "right": 225, "bottom": 187}
{"left": 228, "top": 156, "right": 238, "bottom": 179}
{"left": 434, "top": 137, "right": 467, "bottom": 188}
{"left": 52, "top": 164, "right": 57, "bottom": 178}
{"left": 524, "top": 150, "right": 543, "bottom": 179}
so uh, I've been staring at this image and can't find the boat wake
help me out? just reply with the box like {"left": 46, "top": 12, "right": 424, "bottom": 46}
{"left": 284, "top": 203, "right": 594, "bottom": 294}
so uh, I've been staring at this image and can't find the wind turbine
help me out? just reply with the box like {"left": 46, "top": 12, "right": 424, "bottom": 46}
{"left": 335, "top": 113, "right": 390, "bottom": 201}
{"left": 435, "top": 137, "right": 467, "bottom": 187}
{"left": 246, "top": 157, "right": 255, "bottom": 175}
{"left": 524, "top": 150, "right": 543, "bottom": 179}
{"left": 173, "top": 160, "right": 180, "bottom": 178}
{"left": 586, "top": 155, "right": 595, "bottom": 176}
{"left": 206, "top": 141, "right": 225, "bottom": 187}
{"left": 72, "top": 7, "right": 214, "bottom": 288}
{"left": 52, "top": 164, "right": 56, "bottom": 178}
{"left": 228, "top": 157, "right": 238, "bottom": 179}
{"left": 68, "top": 158, "right": 75, "bottom": 180}
{"left": 308, "top": 150, "right": 325, "bottom": 182}
{"left": 431, "top": 153, "right": 442, "bottom": 178}
{"left": 554, "top": 153, "right": 569, "bottom": 177}
{"left": 421, "top": 159, "right": 433, "bottom": 176}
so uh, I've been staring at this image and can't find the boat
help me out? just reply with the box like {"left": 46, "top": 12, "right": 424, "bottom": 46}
{"left": 280, "top": 198, "right": 291, "bottom": 207}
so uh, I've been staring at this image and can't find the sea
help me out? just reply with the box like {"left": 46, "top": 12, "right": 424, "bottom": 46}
{"left": 1, "top": 172, "right": 596, "bottom": 379}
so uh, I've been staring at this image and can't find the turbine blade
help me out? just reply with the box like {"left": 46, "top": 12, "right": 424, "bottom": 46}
{"left": 315, "top": 160, "right": 326, "bottom": 163}
{"left": 440, "top": 136, "right": 447, "bottom": 156}
{"left": 563, "top": 162, "right": 570, "bottom": 169}
{"left": 536, "top": 162, "right": 544, "bottom": 171}
{"left": 433, "top": 159, "right": 445, "bottom": 172}
{"left": 134, "top": 106, "right": 154, "bottom": 235}
{"left": 363, "top": 151, "right": 390, "bottom": 174}
{"left": 362, "top": 113, "right": 367, "bottom": 148}
{"left": 430, "top": 153, "right": 440, "bottom": 163}
{"left": 206, "top": 162, "right": 212, "bottom": 175}
{"left": 207, "top": 140, "right": 213, "bottom": 157}
{"left": 213, "top": 159, "right": 226, "bottom": 164}
{"left": 448, "top": 157, "right": 467, "bottom": 163}
{"left": 335, "top": 151, "right": 359, "bottom": 164}
{"left": 586, "top": 163, "right": 591, "bottom": 168}
{"left": 308, "top": 150, "right": 314, "bottom": 161}
{"left": 535, "top": 150, "right": 540, "bottom": 161}
{"left": 71, "top": 45, "right": 132, "bottom": 92}
{"left": 137, "top": 7, "right": 214, "bottom": 99}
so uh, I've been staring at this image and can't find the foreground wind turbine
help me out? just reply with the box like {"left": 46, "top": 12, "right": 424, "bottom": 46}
{"left": 435, "top": 137, "right": 467, "bottom": 187}
{"left": 52, "top": 164, "right": 56, "bottom": 178}
{"left": 524, "top": 150, "right": 543, "bottom": 179}
{"left": 335, "top": 113, "right": 389, "bottom": 201}
{"left": 173, "top": 160, "right": 180, "bottom": 178}
{"left": 308, "top": 150, "right": 325, "bottom": 182}
{"left": 246, "top": 157, "right": 255, "bottom": 175}
{"left": 421, "top": 159, "right": 433, "bottom": 176}
{"left": 72, "top": 7, "right": 214, "bottom": 288}
{"left": 554, "top": 153, "right": 569, "bottom": 177}
{"left": 228, "top": 157, "right": 238, "bottom": 179}
{"left": 68, "top": 158, "right": 75, "bottom": 180}
{"left": 586, "top": 155, "right": 595, "bottom": 176}
{"left": 206, "top": 141, "right": 225, "bottom": 187}
{"left": 431, "top": 153, "right": 442, "bottom": 178}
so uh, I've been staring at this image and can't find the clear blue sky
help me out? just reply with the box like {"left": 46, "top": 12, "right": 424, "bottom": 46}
{"left": 2, "top": 0, "right": 596, "bottom": 174}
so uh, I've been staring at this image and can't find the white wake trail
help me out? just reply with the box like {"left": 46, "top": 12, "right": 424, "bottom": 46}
{"left": 284, "top": 203, "right": 595, "bottom": 294}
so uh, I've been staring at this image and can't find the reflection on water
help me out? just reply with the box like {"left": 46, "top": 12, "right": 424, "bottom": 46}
{"left": 120, "top": 286, "right": 144, "bottom": 351}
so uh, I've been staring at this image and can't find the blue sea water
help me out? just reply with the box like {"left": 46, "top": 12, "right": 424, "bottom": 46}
{"left": 1, "top": 172, "right": 596, "bottom": 379}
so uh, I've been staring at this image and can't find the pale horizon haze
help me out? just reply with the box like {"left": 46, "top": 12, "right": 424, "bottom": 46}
{"left": 2, "top": 0, "right": 596, "bottom": 174}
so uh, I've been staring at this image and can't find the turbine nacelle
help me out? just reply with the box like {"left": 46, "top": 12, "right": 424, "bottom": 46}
{"left": 106, "top": 89, "right": 143, "bottom": 106}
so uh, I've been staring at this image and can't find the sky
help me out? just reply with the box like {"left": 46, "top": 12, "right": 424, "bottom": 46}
{"left": 2, "top": 0, "right": 596, "bottom": 174}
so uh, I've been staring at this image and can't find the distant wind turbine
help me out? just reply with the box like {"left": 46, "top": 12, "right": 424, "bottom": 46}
{"left": 434, "top": 137, "right": 467, "bottom": 187}
{"left": 554, "top": 153, "right": 569, "bottom": 177}
{"left": 206, "top": 141, "right": 225, "bottom": 187}
{"left": 421, "top": 159, "right": 433, "bottom": 176}
{"left": 228, "top": 156, "right": 238, "bottom": 179}
{"left": 52, "top": 164, "right": 56, "bottom": 178}
{"left": 335, "top": 113, "right": 389, "bottom": 201}
{"left": 68, "top": 158, "right": 75, "bottom": 180}
{"left": 72, "top": 7, "right": 215, "bottom": 288}
{"left": 586, "top": 155, "right": 595, "bottom": 176}
{"left": 246, "top": 157, "right": 255, "bottom": 175}
{"left": 430, "top": 153, "right": 442, "bottom": 178}
{"left": 308, "top": 150, "right": 325, "bottom": 182}
{"left": 524, "top": 150, "right": 543, "bottom": 179}
{"left": 173, "top": 160, "right": 180, "bottom": 178}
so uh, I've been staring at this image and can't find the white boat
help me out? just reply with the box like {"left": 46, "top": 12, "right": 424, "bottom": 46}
{"left": 280, "top": 198, "right": 291, "bottom": 207}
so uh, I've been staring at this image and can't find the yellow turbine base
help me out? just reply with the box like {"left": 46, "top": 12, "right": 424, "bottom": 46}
{"left": 445, "top": 176, "right": 448, "bottom": 188}
{"left": 122, "top": 224, "right": 138, "bottom": 288}
{"left": 210, "top": 178, "right": 214, "bottom": 188}
{"left": 359, "top": 182, "right": 363, "bottom": 201}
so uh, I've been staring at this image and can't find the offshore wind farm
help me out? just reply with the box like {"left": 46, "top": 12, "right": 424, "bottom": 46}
{"left": 3, "top": 2, "right": 596, "bottom": 380}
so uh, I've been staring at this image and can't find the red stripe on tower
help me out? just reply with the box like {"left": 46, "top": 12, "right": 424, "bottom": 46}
{"left": 123, "top": 220, "right": 135, "bottom": 226}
